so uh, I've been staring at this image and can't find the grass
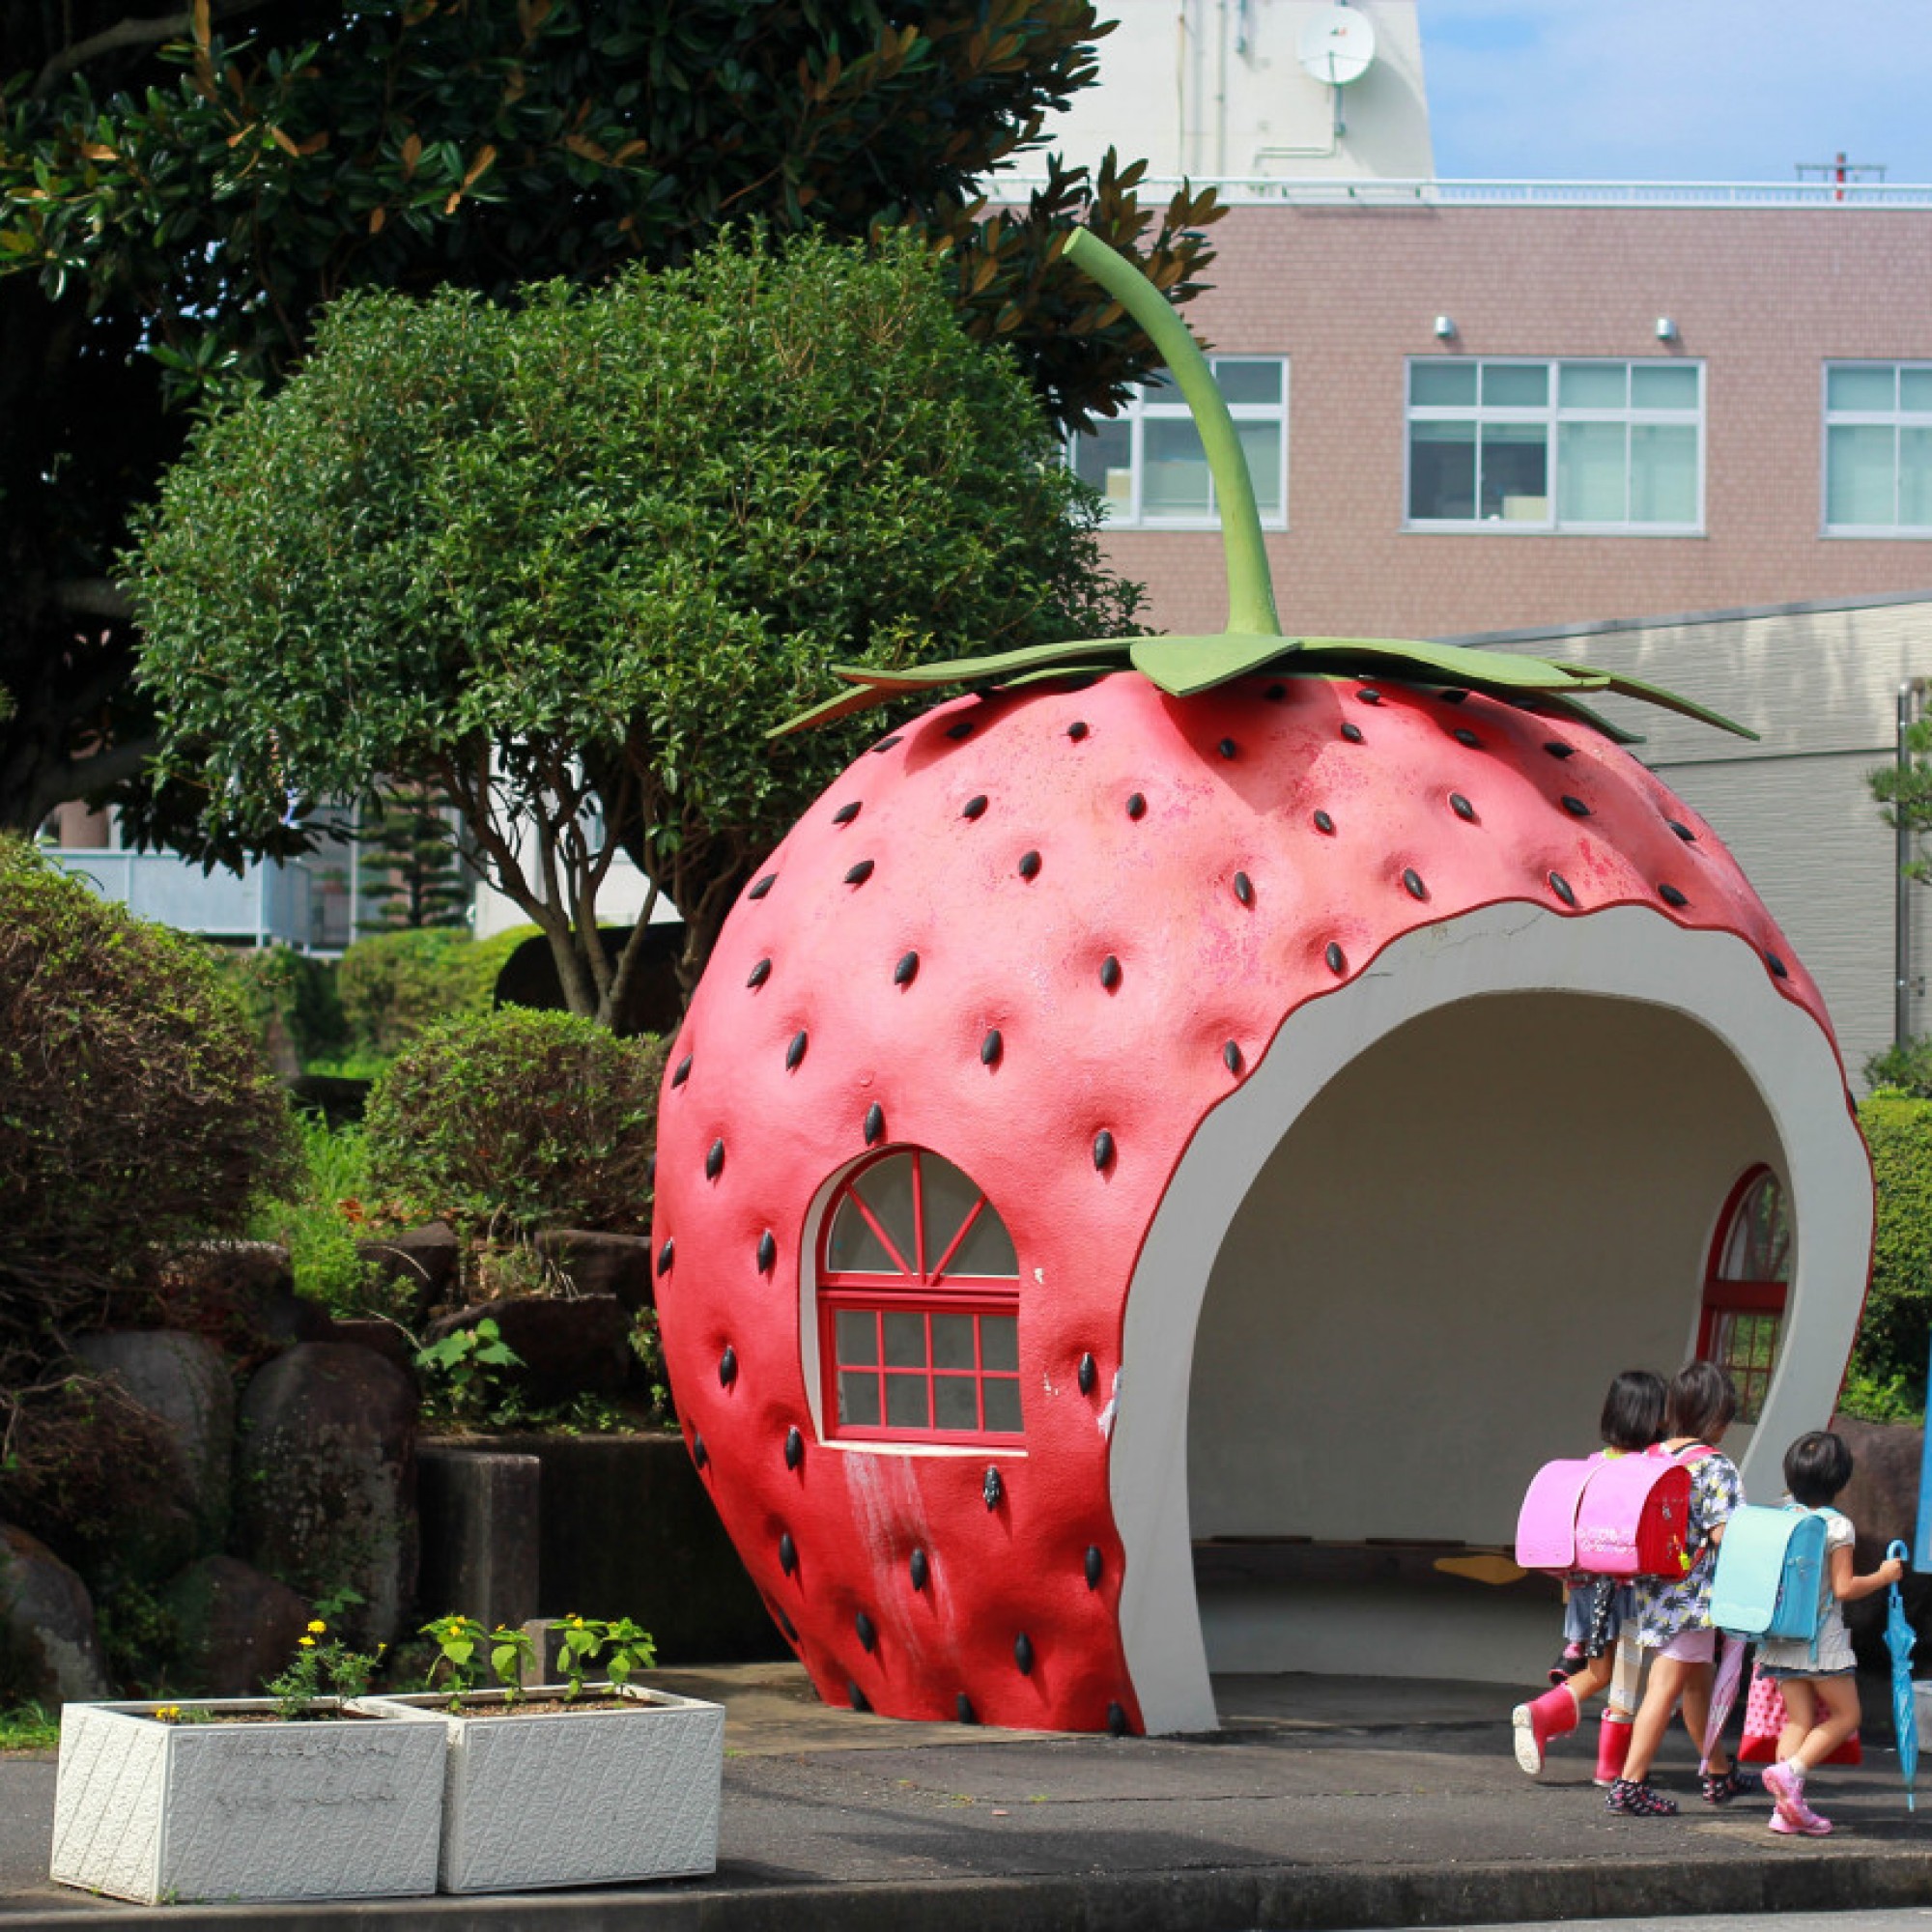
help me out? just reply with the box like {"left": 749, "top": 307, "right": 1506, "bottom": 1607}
{"left": 0, "top": 1705, "right": 60, "bottom": 1752}
{"left": 246, "top": 1116, "right": 389, "bottom": 1315}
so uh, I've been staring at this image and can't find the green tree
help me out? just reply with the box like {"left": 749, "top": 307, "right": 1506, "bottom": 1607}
{"left": 356, "top": 789, "right": 470, "bottom": 932}
{"left": 0, "top": 0, "right": 1218, "bottom": 841}
{"left": 128, "top": 232, "right": 1143, "bottom": 1022}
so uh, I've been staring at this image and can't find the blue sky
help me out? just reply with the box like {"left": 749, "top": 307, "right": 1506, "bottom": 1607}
{"left": 1422, "top": 1, "right": 1931, "bottom": 184}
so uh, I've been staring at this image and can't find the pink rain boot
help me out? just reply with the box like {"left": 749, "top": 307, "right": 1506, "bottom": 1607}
{"left": 1595, "top": 1712, "right": 1634, "bottom": 1787}
{"left": 1512, "top": 1686, "right": 1578, "bottom": 1775}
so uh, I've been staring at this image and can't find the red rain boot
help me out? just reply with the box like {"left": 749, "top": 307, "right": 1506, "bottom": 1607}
{"left": 1595, "top": 1712, "right": 1634, "bottom": 1787}
{"left": 1511, "top": 1686, "right": 1578, "bottom": 1776}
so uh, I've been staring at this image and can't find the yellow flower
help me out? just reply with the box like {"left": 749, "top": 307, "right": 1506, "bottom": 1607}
{"left": 298, "top": 1635, "right": 316, "bottom": 1649}
{"left": 155, "top": 1704, "right": 180, "bottom": 1724}
{"left": 307, "top": 1620, "right": 327, "bottom": 1634}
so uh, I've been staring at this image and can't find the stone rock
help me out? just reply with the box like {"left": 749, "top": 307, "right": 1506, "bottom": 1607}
{"left": 1831, "top": 1415, "right": 1932, "bottom": 1668}
{"left": 71, "top": 1330, "right": 235, "bottom": 1555}
{"left": 236, "top": 1343, "right": 419, "bottom": 1649}
{"left": 355, "top": 1222, "right": 460, "bottom": 1325}
{"left": 159, "top": 1555, "right": 316, "bottom": 1698}
{"left": 0, "top": 1523, "right": 109, "bottom": 1703}
{"left": 534, "top": 1231, "right": 656, "bottom": 1312}
{"left": 328, "top": 1319, "right": 418, "bottom": 1382}
{"left": 425, "top": 1296, "right": 633, "bottom": 1406}
{"left": 152, "top": 1241, "right": 333, "bottom": 1359}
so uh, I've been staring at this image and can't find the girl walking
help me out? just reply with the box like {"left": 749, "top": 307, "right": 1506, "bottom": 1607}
{"left": 1758, "top": 1431, "right": 1906, "bottom": 1837}
{"left": 1607, "top": 1359, "right": 1751, "bottom": 1817}
{"left": 1511, "top": 1369, "right": 1666, "bottom": 1781}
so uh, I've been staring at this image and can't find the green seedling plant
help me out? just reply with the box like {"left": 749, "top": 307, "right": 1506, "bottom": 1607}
{"left": 264, "top": 1618, "right": 383, "bottom": 1721}
{"left": 554, "top": 1615, "right": 658, "bottom": 1701}
{"left": 414, "top": 1319, "right": 524, "bottom": 1426}
{"left": 421, "top": 1613, "right": 535, "bottom": 1711}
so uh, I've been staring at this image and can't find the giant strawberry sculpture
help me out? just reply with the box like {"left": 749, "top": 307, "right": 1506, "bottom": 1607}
{"left": 652, "top": 233, "right": 1871, "bottom": 1735}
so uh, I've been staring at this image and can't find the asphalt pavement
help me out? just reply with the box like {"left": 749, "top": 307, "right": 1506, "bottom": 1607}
{"left": 10, "top": 1662, "right": 1932, "bottom": 1930}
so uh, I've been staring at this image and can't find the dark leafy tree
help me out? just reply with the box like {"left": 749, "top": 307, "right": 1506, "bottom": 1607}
{"left": 0, "top": 0, "right": 1220, "bottom": 839}
{"left": 356, "top": 790, "right": 470, "bottom": 932}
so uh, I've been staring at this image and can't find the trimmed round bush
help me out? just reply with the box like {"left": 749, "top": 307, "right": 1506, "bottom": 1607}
{"left": 0, "top": 838, "right": 298, "bottom": 1357}
{"left": 1852, "top": 1091, "right": 1932, "bottom": 1410}
{"left": 335, "top": 924, "right": 534, "bottom": 1061}
{"left": 363, "top": 1008, "right": 663, "bottom": 1236}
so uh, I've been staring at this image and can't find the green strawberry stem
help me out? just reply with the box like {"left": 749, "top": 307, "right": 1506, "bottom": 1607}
{"left": 1062, "top": 228, "right": 1280, "bottom": 643}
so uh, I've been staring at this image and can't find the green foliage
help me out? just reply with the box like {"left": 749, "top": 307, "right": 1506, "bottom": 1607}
{"left": 207, "top": 943, "right": 348, "bottom": 1068}
{"left": 1872, "top": 714, "right": 1932, "bottom": 885}
{"left": 0, "top": 838, "right": 298, "bottom": 1357}
{"left": 421, "top": 1613, "right": 534, "bottom": 1709}
{"left": 128, "top": 232, "right": 1145, "bottom": 1015}
{"left": 415, "top": 1319, "right": 525, "bottom": 1428}
{"left": 1851, "top": 1092, "right": 1932, "bottom": 1412}
{"left": 554, "top": 1615, "right": 657, "bottom": 1700}
{"left": 1836, "top": 1366, "right": 1923, "bottom": 1427}
{"left": 247, "top": 1118, "right": 399, "bottom": 1319}
{"left": 0, "top": 1704, "right": 60, "bottom": 1753}
{"left": 356, "top": 790, "right": 470, "bottom": 932}
{"left": 265, "top": 1617, "right": 382, "bottom": 1720}
{"left": 365, "top": 1009, "right": 664, "bottom": 1236}
{"left": 335, "top": 926, "right": 529, "bottom": 1060}
{"left": 1864, "top": 1037, "right": 1932, "bottom": 1099}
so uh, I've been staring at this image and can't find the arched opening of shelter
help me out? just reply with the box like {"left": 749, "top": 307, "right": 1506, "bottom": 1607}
{"left": 1182, "top": 989, "right": 1783, "bottom": 1690}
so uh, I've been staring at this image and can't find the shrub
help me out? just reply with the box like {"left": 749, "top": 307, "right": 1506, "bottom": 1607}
{"left": 335, "top": 925, "right": 532, "bottom": 1060}
{"left": 1863, "top": 1035, "right": 1932, "bottom": 1099}
{"left": 1850, "top": 1091, "right": 1932, "bottom": 1414}
{"left": 0, "top": 838, "right": 297, "bottom": 1363}
{"left": 363, "top": 1008, "right": 664, "bottom": 1236}
{"left": 208, "top": 943, "right": 347, "bottom": 1067}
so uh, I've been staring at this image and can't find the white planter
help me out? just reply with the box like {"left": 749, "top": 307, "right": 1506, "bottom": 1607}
{"left": 50, "top": 1697, "right": 445, "bottom": 1906}
{"left": 357, "top": 1683, "right": 724, "bottom": 1893}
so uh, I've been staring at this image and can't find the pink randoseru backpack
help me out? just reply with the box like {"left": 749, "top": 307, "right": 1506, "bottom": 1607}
{"left": 1515, "top": 1445, "right": 1704, "bottom": 1579}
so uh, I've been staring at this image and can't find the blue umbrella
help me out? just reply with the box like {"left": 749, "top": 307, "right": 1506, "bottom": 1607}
{"left": 1885, "top": 1538, "right": 1918, "bottom": 1812}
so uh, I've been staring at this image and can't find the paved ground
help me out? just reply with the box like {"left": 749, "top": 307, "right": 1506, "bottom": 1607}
{"left": 11, "top": 1663, "right": 1932, "bottom": 1929}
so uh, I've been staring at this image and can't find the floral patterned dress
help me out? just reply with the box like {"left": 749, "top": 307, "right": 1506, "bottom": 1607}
{"left": 1633, "top": 1445, "right": 1744, "bottom": 1648}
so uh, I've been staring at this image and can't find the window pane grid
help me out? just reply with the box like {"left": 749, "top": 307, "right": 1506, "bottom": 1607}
{"left": 826, "top": 1298, "right": 1021, "bottom": 1440}
{"left": 1407, "top": 357, "right": 1701, "bottom": 532}
{"left": 1702, "top": 1169, "right": 1793, "bottom": 1427}
{"left": 1826, "top": 362, "right": 1932, "bottom": 533}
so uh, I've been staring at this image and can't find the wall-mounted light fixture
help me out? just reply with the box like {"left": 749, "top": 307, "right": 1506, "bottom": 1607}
{"left": 1433, "top": 315, "right": 1458, "bottom": 340}
{"left": 1655, "top": 317, "right": 1679, "bottom": 342}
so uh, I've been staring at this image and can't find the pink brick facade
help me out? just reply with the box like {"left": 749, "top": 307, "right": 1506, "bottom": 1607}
{"left": 1102, "top": 203, "right": 1932, "bottom": 639}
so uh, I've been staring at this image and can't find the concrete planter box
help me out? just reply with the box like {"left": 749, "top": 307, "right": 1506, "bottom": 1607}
{"left": 50, "top": 1697, "right": 445, "bottom": 1906}
{"left": 357, "top": 1682, "right": 724, "bottom": 1893}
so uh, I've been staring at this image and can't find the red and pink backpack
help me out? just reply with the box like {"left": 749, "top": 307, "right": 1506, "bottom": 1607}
{"left": 1515, "top": 1443, "right": 1710, "bottom": 1579}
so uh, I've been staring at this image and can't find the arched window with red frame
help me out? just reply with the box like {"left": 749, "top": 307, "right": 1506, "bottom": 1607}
{"left": 1697, "top": 1165, "right": 1793, "bottom": 1424}
{"left": 818, "top": 1148, "right": 1021, "bottom": 1444}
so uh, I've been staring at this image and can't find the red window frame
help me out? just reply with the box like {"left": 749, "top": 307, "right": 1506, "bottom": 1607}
{"left": 1696, "top": 1165, "right": 1792, "bottom": 1424}
{"left": 818, "top": 1148, "right": 1021, "bottom": 1446}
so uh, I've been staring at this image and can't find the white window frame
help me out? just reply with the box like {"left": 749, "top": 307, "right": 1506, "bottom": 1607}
{"left": 1404, "top": 357, "right": 1705, "bottom": 536}
{"left": 1069, "top": 356, "right": 1289, "bottom": 530}
{"left": 1822, "top": 360, "right": 1932, "bottom": 537}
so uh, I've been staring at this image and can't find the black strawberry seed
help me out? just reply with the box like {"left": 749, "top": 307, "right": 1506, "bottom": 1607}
{"left": 856, "top": 1611, "right": 875, "bottom": 1652}
{"left": 1218, "top": 737, "right": 1237, "bottom": 759}
{"left": 1403, "top": 867, "right": 1427, "bottom": 899}
{"left": 956, "top": 1694, "right": 977, "bottom": 1723}
{"left": 1767, "top": 951, "right": 1790, "bottom": 980}
{"left": 1324, "top": 942, "right": 1346, "bottom": 975}
{"left": 672, "top": 1054, "right": 693, "bottom": 1087}
{"left": 1223, "top": 1040, "right": 1242, "bottom": 1074}
{"left": 843, "top": 859, "right": 876, "bottom": 885}
{"left": 1560, "top": 795, "right": 1591, "bottom": 817}
{"left": 747, "top": 958, "right": 772, "bottom": 988}
{"left": 657, "top": 1238, "right": 674, "bottom": 1275}
{"left": 691, "top": 1432, "right": 707, "bottom": 1470}
{"left": 720, "top": 1345, "right": 737, "bottom": 1387}
{"left": 1341, "top": 723, "right": 1364, "bottom": 744}
{"left": 1314, "top": 810, "right": 1335, "bottom": 835}
{"left": 706, "top": 1138, "right": 724, "bottom": 1179}
{"left": 1264, "top": 683, "right": 1287, "bottom": 701}
{"left": 748, "top": 873, "right": 777, "bottom": 899}
{"left": 757, "top": 1230, "right": 777, "bottom": 1274}
{"left": 895, "top": 951, "right": 919, "bottom": 985}
{"left": 833, "top": 801, "right": 861, "bottom": 824}
{"left": 1078, "top": 1352, "right": 1096, "bottom": 1395}
{"left": 1094, "top": 1129, "right": 1115, "bottom": 1171}
{"left": 947, "top": 720, "right": 975, "bottom": 740}
{"left": 1014, "top": 1633, "right": 1035, "bottom": 1676}
{"left": 786, "top": 1030, "right": 808, "bottom": 1069}
{"left": 1439, "top": 688, "right": 1469, "bottom": 703}
{"left": 1234, "top": 871, "right": 1254, "bottom": 904}
{"left": 1544, "top": 741, "right": 1576, "bottom": 760}
{"left": 1068, "top": 721, "right": 1090, "bottom": 741}
{"left": 1085, "top": 1546, "right": 1104, "bottom": 1588}
{"left": 983, "top": 1466, "right": 1004, "bottom": 1508}
{"left": 1108, "top": 1703, "right": 1130, "bottom": 1737}
{"left": 1454, "top": 728, "right": 1481, "bottom": 749}
{"left": 1127, "top": 792, "right": 1147, "bottom": 819}
{"left": 1450, "top": 793, "right": 1475, "bottom": 821}
{"left": 849, "top": 1682, "right": 869, "bottom": 1713}
{"left": 1667, "top": 818, "right": 1697, "bottom": 841}
{"left": 779, "top": 1532, "right": 796, "bottom": 1575}
{"left": 1100, "top": 955, "right": 1122, "bottom": 989}
{"left": 962, "top": 795, "right": 988, "bottom": 820}
{"left": 870, "top": 735, "right": 901, "bottom": 754}
{"left": 910, "top": 1548, "right": 929, "bottom": 1592}
{"left": 1357, "top": 687, "right": 1382, "bottom": 705}
{"left": 1548, "top": 871, "right": 1577, "bottom": 906}
{"left": 981, "top": 1029, "right": 1003, "bottom": 1066}
{"left": 1018, "top": 850, "right": 1041, "bottom": 879}
{"left": 786, "top": 1428, "right": 805, "bottom": 1471}
{"left": 865, "top": 1102, "right": 885, "bottom": 1146}
{"left": 1659, "top": 883, "right": 1689, "bottom": 907}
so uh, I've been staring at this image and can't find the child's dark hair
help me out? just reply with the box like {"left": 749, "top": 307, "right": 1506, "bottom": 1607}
{"left": 1784, "top": 1431, "right": 1855, "bottom": 1508}
{"left": 1600, "top": 1370, "right": 1666, "bottom": 1452}
{"left": 1664, "top": 1359, "right": 1738, "bottom": 1441}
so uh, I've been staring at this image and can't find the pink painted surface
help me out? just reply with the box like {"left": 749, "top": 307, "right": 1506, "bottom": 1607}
{"left": 651, "top": 669, "right": 1834, "bottom": 1733}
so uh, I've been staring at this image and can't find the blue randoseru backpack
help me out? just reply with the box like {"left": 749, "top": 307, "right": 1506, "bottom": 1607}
{"left": 1708, "top": 1504, "right": 1837, "bottom": 1644}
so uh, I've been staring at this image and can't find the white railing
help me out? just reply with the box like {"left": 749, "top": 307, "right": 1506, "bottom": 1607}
{"left": 992, "top": 174, "right": 1932, "bottom": 211}
{"left": 43, "top": 847, "right": 344, "bottom": 951}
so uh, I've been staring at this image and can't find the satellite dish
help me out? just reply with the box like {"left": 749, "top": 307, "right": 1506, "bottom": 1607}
{"left": 1297, "top": 4, "right": 1378, "bottom": 86}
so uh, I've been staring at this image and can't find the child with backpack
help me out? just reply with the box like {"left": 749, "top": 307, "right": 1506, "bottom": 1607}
{"left": 1756, "top": 1431, "right": 1906, "bottom": 1837}
{"left": 1607, "top": 1360, "right": 1750, "bottom": 1817}
{"left": 1511, "top": 1369, "right": 1666, "bottom": 1780}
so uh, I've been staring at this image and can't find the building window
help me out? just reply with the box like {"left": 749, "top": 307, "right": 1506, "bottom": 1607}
{"left": 1697, "top": 1167, "right": 1792, "bottom": 1425}
{"left": 1406, "top": 358, "right": 1702, "bottom": 532}
{"left": 818, "top": 1149, "right": 1021, "bottom": 1444}
{"left": 1823, "top": 362, "right": 1932, "bottom": 533}
{"left": 1069, "top": 358, "right": 1288, "bottom": 529}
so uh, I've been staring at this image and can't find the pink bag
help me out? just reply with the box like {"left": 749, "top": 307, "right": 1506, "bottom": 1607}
{"left": 1515, "top": 1445, "right": 1703, "bottom": 1579}
{"left": 1738, "top": 1660, "right": 1861, "bottom": 1764}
